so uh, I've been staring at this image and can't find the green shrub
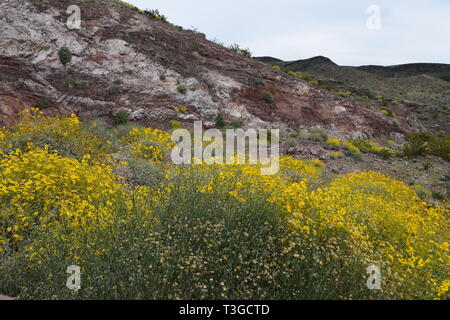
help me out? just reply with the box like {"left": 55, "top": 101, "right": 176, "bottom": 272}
{"left": 228, "top": 44, "right": 252, "bottom": 58}
{"left": 39, "top": 96, "right": 53, "bottom": 109}
{"left": 432, "top": 191, "right": 445, "bottom": 201}
{"left": 330, "top": 151, "right": 344, "bottom": 159}
{"left": 114, "top": 110, "right": 129, "bottom": 125}
{"left": 177, "top": 85, "right": 187, "bottom": 95}
{"left": 143, "top": 9, "right": 168, "bottom": 23}
{"left": 381, "top": 109, "right": 394, "bottom": 117}
{"left": 307, "top": 128, "right": 328, "bottom": 142}
{"left": 299, "top": 73, "right": 312, "bottom": 81}
{"left": 402, "top": 132, "right": 448, "bottom": 159}
{"left": 215, "top": 115, "right": 226, "bottom": 128}
{"left": 343, "top": 149, "right": 363, "bottom": 161}
{"left": 71, "top": 79, "right": 89, "bottom": 89}
{"left": 262, "top": 92, "right": 274, "bottom": 103}
{"left": 0, "top": 74, "right": 15, "bottom": 82}
{"left": 376, "top": 148, "right": 393, "bottom": 160}
{"left": 231, "top": 120, "right": 242, "bottom": 129}
{"left": 337, "top": 91, "right": 352, "bottom": 97}
{"left": 284, "top": 138, "right": 298, "bottom": 148}
{"left": 121, "top": 34, "right": 133, "bottom": 44}
{"left": 127, "top": 159, "right": 166, "bottom": 187}
{"left": 58, "top": 47, "right": 72, "bottom": 65}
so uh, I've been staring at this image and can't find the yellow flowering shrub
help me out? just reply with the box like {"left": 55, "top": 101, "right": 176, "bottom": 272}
{"left": 120, "top": 127, "right": 175, "bottom": 162}
{"left": 330, "top": 151, "right": 344, "bottom": 159}
{"left": 0, "top": 128, "right": 5, "bottom": 143}
{"left": 0, "top": 147, "right": 125, "bottom": 252}
{"left": 0, "top": 115, "right": 448, "bottom": 300}
{"left": 326, "top": 137, "right": 341, "bottom": 148}
{"left": 305, "top": 171, "right": 449, "bottom": 299}
{"left": 343, "top": 140, "right": 361, "bottom": 153}
{"left": 279, "top": 156, "right": 325, "bottom": 181}
{"left": 351, "top": 139, "right": 397, "bottom": 158}
{"left": 0, "top": 108, "right": 109, "bottom": 161}
{"left": 170, "top": 120, "right": 181, "bottom": 129}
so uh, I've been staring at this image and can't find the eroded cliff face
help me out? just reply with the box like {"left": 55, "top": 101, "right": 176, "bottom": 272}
{"left": 0, "top": 0, "right": 422, "bottom": 137}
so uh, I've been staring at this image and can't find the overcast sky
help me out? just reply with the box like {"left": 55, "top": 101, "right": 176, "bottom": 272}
{"left": 126, "top": 0, "right": 450, "bottom": 66}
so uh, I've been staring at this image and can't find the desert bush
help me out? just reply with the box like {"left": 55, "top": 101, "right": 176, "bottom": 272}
{"left": 381, "top": 109, "right": 394, "bottom": 117}
{"left": 114, "top": 109, "right": 129, "bottom": 125}
{"left": 58, "top": 47, "right": 72, "bottom": 65}
{"left": 142, "top": 9, "right": 168, "bottom": 23}
{"left": 1, "top": 161, "right": 447, "bottom": 300}
{"left": 308, "top": 128, "right": 328, "bottom": 142}
{"left": 351, "top": 139, "right": 396, "bottom": 159}
{"left": 120, "top": 127, "right": 174, "bottom": 162}
{"left": 228, "top": 44, "right": 252, "bottom": 58}
{"left": 262, "top": 92, "right": 275, "bottom": 103}
{"left": 337, "top": 91, "right": 352, "bottom": 97}
{"left": 0, "top": 109, "right": 109, "bottom": 161}
{"left": 330, "top": 151, "right": 344, "bottom": 159}
{"left": 344, "top": 150, "right": 363, "bottom": 161}
{"left": 121, "top": 34, "right": 133, "bottom": 44}
{"left": 170, "top": 120, "right": 181, "bottom": 129}
{"left": 403, "top": 133, "right": 431, "bottom": 158}
{"left": 177, "top": 85, "right": 187, "bottom": 95}
{"left": 343, "top": 140, "right": 361, "bottom": 154}
{"left": 299, "top": 73, "right": 312, "bottom": 81}
{"left": 0, "top": 147, "right": 125, "bottom": 253}
{"left": 215, "top": 115, "right": 226, "bottom": 128}
{"left": 0, "top": 115, "right": 448, "bottom": 300}
{"left": 231, "top": 120, "right": 242, "bottom": 129}
{"left": 71, "top": 79, "right": 89, "bottom": 89}
{"left": 127, "top": 158, "right": 166, "bottom": 187}
{"left": 39, "top": 96, "right": 52, "bottom": 108}
{"left": 326, "top": 137, "right": 341, "bottom": 148}
{"left": 283, "top": 137, "right": 298, "bottom": 149}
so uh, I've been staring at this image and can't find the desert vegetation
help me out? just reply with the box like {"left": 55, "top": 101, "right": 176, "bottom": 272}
{"left": 0, "top": 110, "right": 448, "bottom": 300}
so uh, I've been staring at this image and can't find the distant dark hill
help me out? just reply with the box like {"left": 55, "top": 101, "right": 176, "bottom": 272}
{"left": 254, "top": 56, "right": 283, "bottom": 64}
{"left": 358, "top": 63, "right": 450, "bottom": 83}
{"left": 283, "top": 56, "right": 337, "bottom": 69}
{"left": 255, "top": 56, "right": 450, "bottom": 133}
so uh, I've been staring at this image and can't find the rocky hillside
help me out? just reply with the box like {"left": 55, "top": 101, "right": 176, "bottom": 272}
{"left": 258, "top": 56, "right": 450, "bottom": 134}
{"left": 0, "top": 0, "right": 423, "bottom": 139}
